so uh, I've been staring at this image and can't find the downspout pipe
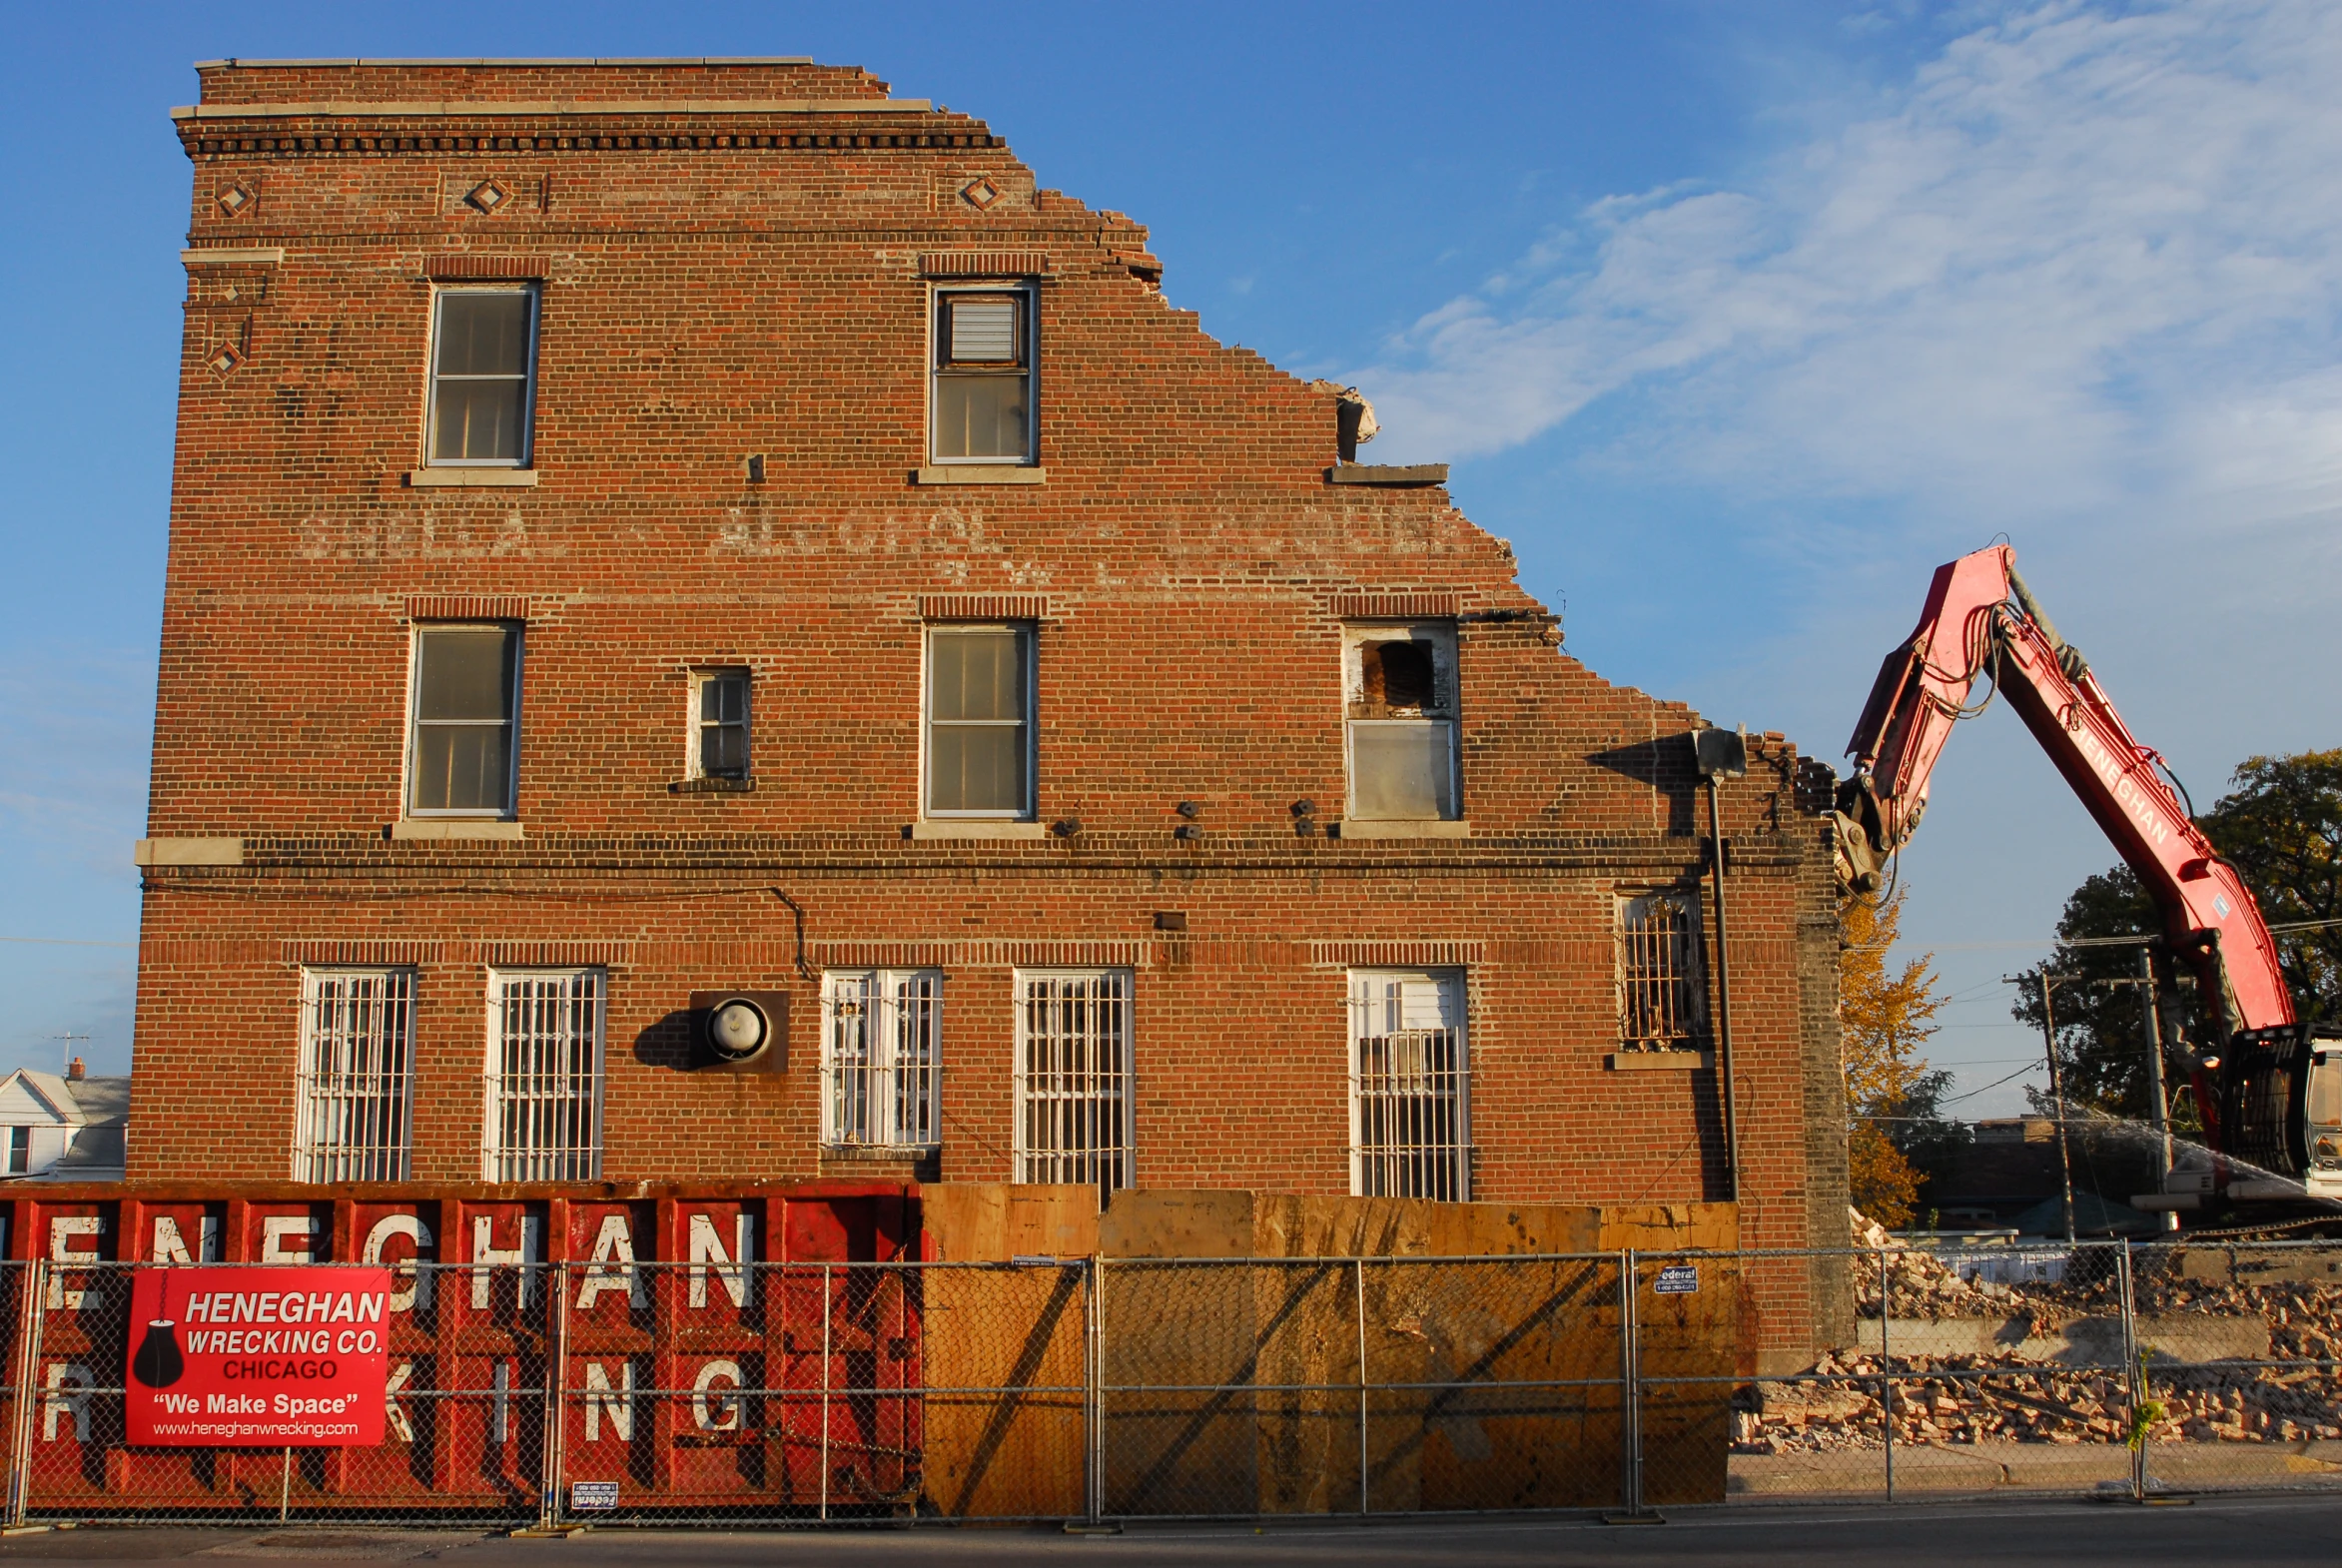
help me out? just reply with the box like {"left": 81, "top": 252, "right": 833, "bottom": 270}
{"left": 1695, "top": 727, "right": 1748, "bottom": 1201}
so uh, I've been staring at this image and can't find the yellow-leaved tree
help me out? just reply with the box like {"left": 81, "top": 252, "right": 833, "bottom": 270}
{"left": 1841, "top": 885, "right": 1950, "bottom": 1229}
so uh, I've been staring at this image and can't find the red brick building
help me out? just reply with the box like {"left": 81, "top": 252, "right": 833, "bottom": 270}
{"left": 136, "top": 58, "right": 1846, "bottom": 1326}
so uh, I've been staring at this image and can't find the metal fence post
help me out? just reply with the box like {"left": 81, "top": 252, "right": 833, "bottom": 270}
{"left": 1618, "top": 1248, "right": 1643, "bottom": 1516}
{"left": 2119, "top": 1240, "right": 2148, "bottom": 1501}
{"left": 1089, "top": 1255, "right": 1107, "bottom": 1523}
{"left": 538, "top": 1262, "right": 568, "bottom": 1532}
{"left": 1353, "top": 1257, "right": 1369, "bottom": 1516}
{"left": 1880, "top": 1246, "right": 1894, "bottom": 1504}
{"left": 818, "top": 1261, "right": 833, "bottom": 1523}
{"left": 5, "top": 1260, "right": 46, "bottom": 1529}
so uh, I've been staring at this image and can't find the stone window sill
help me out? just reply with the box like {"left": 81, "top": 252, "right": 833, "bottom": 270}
{"left": 407, "top": 468, "right": 539, "bottom": 487}
{"left": 1606, "top": 1050, "right": 1714, "bottom": 1072}
{"left": 907, "top": 820, "right": 1050, "bottom": 840}
{"left": 1334, "top": 819, "right": 1471, "bottom": 840}
{"left": 1326, "top": 462, "right": 1449, "bottom": 486}
{"left": 671, "top": 776, "right": 756, "bottom": 794}
{"left": 390, "top": 819, "right": 524, "bottom": 841}
{"left": 913, "top": 465, "right": 1046, "bottom": 485}
{"left": 134, "top": 836, "right": 245, "bottom": 867}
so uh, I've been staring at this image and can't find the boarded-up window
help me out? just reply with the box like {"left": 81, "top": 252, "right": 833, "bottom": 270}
{"left": 1344, "top": 623, "right": 1459, "bottom": 820}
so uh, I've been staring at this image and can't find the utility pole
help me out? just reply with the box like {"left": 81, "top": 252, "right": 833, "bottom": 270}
{"left": 2137, "top": 949, "right": 2178, "bottom": 1233}
{"left": 2031, "top": 972, "right": 2078, "bottom": 1245}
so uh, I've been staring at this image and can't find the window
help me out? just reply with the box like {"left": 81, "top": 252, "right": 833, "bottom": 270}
{"left": 931, "top": 288, "right": 1034, "bottom": 463}
{"left": 925, "top": 624, "right": 1034, "bottom": 818}
{"left": 822, "top": 971, "right": 942, "bottom": 1150}
{"left": 1344, "top": 622, "right": 1459, "bottom": 820}
{"left": 692, "top": 669, "right": 751, "bottom": 780}
{"left": 1617, "top": 891, "right": 1706, "bottom": 1052}
{"left": 1348, "top": 970, "right": 1470, "bottom": 1199}
{"left": 484, "top": 969, "right": 604, "bottom": 1182}
{"left": 294, "top": 968, "right": 415, "bottom": 1182}
{"left": 408, "top": 624, "right": 521, "bottom": 816}
{"left": 427, "top": 287, "right": 537, "bottom": 466}
{"left": 1014, "top": 970, "right": 1133, "bottom": 1194}
{"left": 6, "top": 1127, "right": 28, "bottom": 1176}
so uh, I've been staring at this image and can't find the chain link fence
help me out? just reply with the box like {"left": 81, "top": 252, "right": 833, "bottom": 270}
{"left": 4, "top": 1243, "right": 2342, "bottom": 1526}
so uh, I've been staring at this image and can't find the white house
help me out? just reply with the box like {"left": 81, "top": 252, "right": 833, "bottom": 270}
{"left": 0, "top": 1062, "right": 128, "bottom": 1180}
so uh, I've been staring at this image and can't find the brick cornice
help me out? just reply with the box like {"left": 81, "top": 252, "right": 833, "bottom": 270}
{"left": 180, "top": 121, "right": 1001, "bottom": 161}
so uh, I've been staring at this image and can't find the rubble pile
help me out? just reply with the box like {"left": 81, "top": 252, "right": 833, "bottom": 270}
{"left": 1729, "top": 1212, "right": 2342, "bottom": 1456}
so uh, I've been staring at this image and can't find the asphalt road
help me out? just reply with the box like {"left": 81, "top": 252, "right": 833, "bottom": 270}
{"left": 3, "top": 1494, "right": 2340, "bottom": 1565}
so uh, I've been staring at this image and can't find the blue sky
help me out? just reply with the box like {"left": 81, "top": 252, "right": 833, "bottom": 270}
{"left": 3, "top": 1, "right": 2338, "bottom": 1118}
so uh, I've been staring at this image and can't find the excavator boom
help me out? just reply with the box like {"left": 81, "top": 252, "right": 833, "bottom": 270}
{"left": 1836, "top": 544, "right": 2322, "bottom": 1194}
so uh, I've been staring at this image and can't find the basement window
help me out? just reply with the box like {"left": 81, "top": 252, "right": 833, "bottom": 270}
{"left": 1348, "top": 970, "right": 1471, "bottom": 1200}
{"left": 691, "top": 669, "right": 752, "bottom": 781}
{"left": 1617, "top": 892, "right": 1706, "bottom": 1052}
{"left": 1015, "top": 969, "right": 1134, "bottom": 1197}
{"left": 1343, "top": 622, "right": 1459, "bottom": 821}
{"left": 931, "top": 287, "right": 1034, "bottom": 464}
{"left": 407, "top": 624, "right": 521, "bottom": 817}
{"left": 294, "top": 968, "right": 415, "bottom": 1182}
{"left": 483, "top": 968, "right": 604, "bottom": 1182}
{"left": 823, "top": 970, "right": 943, "bottom": 1151}
{"left": 426, "top": 287, "right": 538, "bottom": 466}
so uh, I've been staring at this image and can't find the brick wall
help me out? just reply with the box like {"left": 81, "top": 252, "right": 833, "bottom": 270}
{"left": 141, "top": 59, "right": 1846, "bottom": 1357}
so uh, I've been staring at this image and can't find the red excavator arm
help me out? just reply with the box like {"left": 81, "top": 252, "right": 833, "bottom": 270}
{"left": 1835, "top": 546, "right": 2296, "bottom": 1155}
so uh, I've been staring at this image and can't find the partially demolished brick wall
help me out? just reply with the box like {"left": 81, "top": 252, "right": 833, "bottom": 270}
{"left": 139, "top": 59, "right": 1846, "bottom": 1364}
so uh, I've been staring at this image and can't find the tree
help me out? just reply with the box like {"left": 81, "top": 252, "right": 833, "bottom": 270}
{"left": 2016, "top": 749, "right": 2342, "bottom": 1127}
{"left": 1842, "top": 884, "right": 1952, "bottom": 1227}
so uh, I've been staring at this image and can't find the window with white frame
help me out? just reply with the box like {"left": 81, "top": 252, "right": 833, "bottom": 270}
{"left": 1014, "top": 969, "right": 1132, "bottom": 1194}
{"left": 691, "top": 668, "right": 751, "bottom": 781}
{"left": 822, "top": 971, "right": 942, "bottom": 1150}
{"left": 427, "top": 287, "right": 538, "bottom": 466}
{"left": 931, "top": 287, "right": 1034, "bottom": 464}
{"left": 1617, "top": 891, "right": 1706, "bottom": 1052}
{"left": 1348, "top": 969, "right": 1470, "bottom": 1200}
{"left": 925, "top": 623, "right": 1035, "bottom": 818}
{"left": 484, "top": 969, "right": 604, "bottom": 1181}
{"left": 294, "top": 968, "right": 415, "bottom": 1182}
{"left": 1343, "top": 622, "right": 1460, "bottom": 821}
{"left": 408, "top": 623, "right": 521, "bottom": 816}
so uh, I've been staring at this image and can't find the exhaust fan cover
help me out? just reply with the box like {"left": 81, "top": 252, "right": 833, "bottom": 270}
{"left": 687, "top": 990, "right": 790, "bottom": 1074}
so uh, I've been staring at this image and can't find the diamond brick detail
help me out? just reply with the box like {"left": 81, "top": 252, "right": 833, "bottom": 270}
{"left": 467, "top": 180, "right": 511, "bottom": 214}
{"left": 960, "top": 177, "right": 1003, "bottom": 211}
{"left": 216, "top": 184, "right": 252, "bottom": 218}
{"left": 207, "top": 342, "right": 244, "bottom": 376}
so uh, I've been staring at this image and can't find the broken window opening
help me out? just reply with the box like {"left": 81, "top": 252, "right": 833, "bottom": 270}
{"left": 1343, "top": 621, "right": 1459, "bottom": 821}
{"left": 1617, "top": 891, "right": 1707, "bottom": 1052}
{"left": 692, "top": 668, "right": 751, "bottom": 780}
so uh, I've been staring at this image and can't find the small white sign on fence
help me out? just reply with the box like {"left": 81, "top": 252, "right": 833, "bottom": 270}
{"left": 1654, "top": 1264, "right": 1699, "bottom": 1295}
{"left": 570, "top": 1481, "right": 619, "bottom": 1512}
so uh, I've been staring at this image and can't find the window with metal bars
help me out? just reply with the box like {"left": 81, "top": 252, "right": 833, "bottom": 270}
{"left": 1348, "top": 970, "right": 1471, "bottom": 1199}
{"left": 822, "top": 970, "right": 942, "bottom": 1150}
{"left": 293, "top": 968, "right": 416, "bottom": 1182}
{"left": 1617, "top": 891, "right": 1706, "bottom": 1051}
{"left": 1013, "top": 969, "right": 1132, "bottom": 1195}
{"left": 483, "top": 969, "right": 603, "bottom": 1181}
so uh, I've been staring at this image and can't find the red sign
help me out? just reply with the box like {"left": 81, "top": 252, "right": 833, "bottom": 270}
{"left": 125, "top": 1268, "right": 391, "bottom": 1447}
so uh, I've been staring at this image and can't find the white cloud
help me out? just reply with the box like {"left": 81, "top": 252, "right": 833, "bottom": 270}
{"left": 1353, "top": 0, "right": 2342, "bottom": 532}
